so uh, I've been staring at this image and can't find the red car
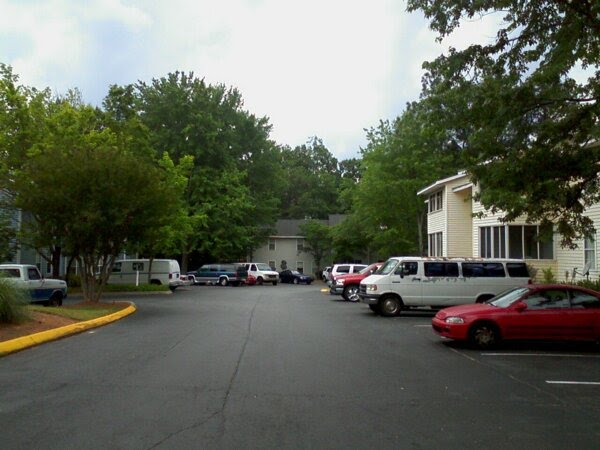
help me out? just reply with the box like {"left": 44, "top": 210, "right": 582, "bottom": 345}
{"left": 330, "top": 263, "right": 383, "bottom": 302}
{"left": 432, "top": 284, "right": 600, "bottom": 349}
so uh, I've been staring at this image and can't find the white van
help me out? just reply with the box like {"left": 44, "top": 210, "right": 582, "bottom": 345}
{"left": 359, "top": 257, "right": 531, "bottom": 317}
{"left": 108, "top": 259, "right": 183, "bottom": 290}
{"left": 242, "top": 262, "right": 279, "bottom": 285}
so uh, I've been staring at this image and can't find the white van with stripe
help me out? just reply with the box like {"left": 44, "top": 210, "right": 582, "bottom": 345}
{"left": 108, "top": 259, "right": 183, "bottom": 290}
{"left": 359, "top": 257, "right": 531, "bottom": 317}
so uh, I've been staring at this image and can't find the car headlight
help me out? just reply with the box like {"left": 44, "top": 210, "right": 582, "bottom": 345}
{"left": 445, "top": 317, "right": 464, "bottom": 324}
{"left": 335, "top": 279, "right": 345, "bottom": 286}
{"left": 365, "top": 284, "right": 377, "bottom": 292}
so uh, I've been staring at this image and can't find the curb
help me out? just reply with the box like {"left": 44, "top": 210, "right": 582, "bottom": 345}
{"left": 0, "top": 302, "right": 137, "bottom": 357}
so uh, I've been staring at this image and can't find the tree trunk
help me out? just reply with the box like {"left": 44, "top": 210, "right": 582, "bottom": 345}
{"left": 147, "top": 257, "right": 155, "bottom": 284}
{"left": 51, "top": 246, "right": 61, "bottom": 278}
{"left": 181, "top": 251, "right": 189, "bottom": 273}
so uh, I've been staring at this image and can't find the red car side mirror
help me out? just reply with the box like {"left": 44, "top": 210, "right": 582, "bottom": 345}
{"left": 514, "top": 301, "right": 528, "bottom": 312}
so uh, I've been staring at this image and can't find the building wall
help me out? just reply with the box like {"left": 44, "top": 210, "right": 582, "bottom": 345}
{"left": 425, "top": 177, "right": 473, "bottom": 257}
{"left": 556, "top": 203, "right": 600, "bottom": 283}
{"left": 446, "top": 187, "right": 473, "bottom": 257}
{"left": 252, "top": 236, "right": 316, "bottom": 275}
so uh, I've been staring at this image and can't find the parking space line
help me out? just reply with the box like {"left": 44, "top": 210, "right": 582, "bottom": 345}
{"left": 480, "top": 353, "right": 600, "bottom": 358}
{"left": 546, "top": 381, "right": 600, "bottom": 385}
{"left": 414, "top": 325, "right": 430, "bottom": 328}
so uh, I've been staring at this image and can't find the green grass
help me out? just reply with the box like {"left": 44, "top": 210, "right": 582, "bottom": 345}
{"left": 28, "top": 303, "right": 128, "bottom": 321}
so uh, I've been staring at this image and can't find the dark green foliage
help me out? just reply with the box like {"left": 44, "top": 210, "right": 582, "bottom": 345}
{"left": 572, "top": 278, "right": 600, "bottom": 292}
{"left": 344, "top": 101, "right": 463, "bottom": 259}
{"left": 279, "top": 137, "right": 342, "bottom": 219}
{"left": 126, "top": 71, "right": 283, "bottom": 263}
{"left": 299, "top": 220, "right": 332, "bottom": 271}
{"left": 407, "top": 0, "right": 600, "bottom": 247}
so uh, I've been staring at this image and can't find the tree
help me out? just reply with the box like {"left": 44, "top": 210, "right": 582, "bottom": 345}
{"left": 279, "top": 137, "right": 341, "bottom": 219}
{"left": 0, "top": 64, "right": 49, "bottom": 264}
{"left": 14, "top": 103, "right": 176, "bottom": 302}
{"left": 299, "top": 220, "right": 332, "bottom": 275}
{"left": 127, "top": 71, "right": 281, "bottom": 263}
{"left": 407, "top": 0, "right": 600, "bottom": 246}
{"left": 348, "top": 100, "right": 462, "bottom": 258}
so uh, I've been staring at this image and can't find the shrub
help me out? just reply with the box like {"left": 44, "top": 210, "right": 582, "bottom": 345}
{"left": 0, "top": 278, "right": 30, "bottom": 324}
{"left": 574, "top": 278, "right": 600, "bottom": 292}
{"left": 66, "top": 274, "right": 81, "bottom": 287}
{"left": 541, "top": 267, "right": 557, "bottom": 284}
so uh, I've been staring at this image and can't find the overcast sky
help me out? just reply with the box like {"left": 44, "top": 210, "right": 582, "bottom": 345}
{"left": 0, "top": 0, "right": 499, "bottom": 160}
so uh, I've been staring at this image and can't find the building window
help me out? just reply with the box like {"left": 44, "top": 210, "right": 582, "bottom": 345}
{"left": 296, "top": 261, "right": 304, "bottom": 273}
{"left": 507, "top": 225, "right": 553, "bottom": 260}
{"left": 297, "top": 239, "right": 304, "bottom": 253}
{"left": 584, "top": 234, "right": 596, "bottom": 270}
{"left": 481, "top": 225, "right": 552, "bottom": 260}
{"left": 428, "top": 190, "right": 443, "bottom": 213}
{"left": 268, "top": 239, "right": 275, "bottom": 251}
{"left": 428, "top": 232, "right": 443, "bottom": 256}
{"left": 479, "top": 226, "right": 506, "bottom": 258}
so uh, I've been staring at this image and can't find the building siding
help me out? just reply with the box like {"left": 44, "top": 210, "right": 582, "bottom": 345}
{"left": 556, "top": 203, "right": 600, "bottom": 283}
{"left": 446, "top": 187, "right": 472, "bottom": 257}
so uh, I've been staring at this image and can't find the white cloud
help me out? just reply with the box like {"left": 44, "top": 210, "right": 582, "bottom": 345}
{"left": 0, "top": 0, "right": 503, "bottom": 160}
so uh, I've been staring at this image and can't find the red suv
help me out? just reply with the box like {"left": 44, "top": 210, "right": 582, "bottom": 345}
{"left": 330, "top": 263, "right": 382, "bottom": 302}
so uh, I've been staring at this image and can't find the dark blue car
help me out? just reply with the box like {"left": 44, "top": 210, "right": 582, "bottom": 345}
{"left": 279, "top": 270, "right": 313, "bottom": 285}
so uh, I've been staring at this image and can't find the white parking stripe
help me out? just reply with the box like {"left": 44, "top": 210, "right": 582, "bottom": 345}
{"left": 480, "top": 353, "right": 600, "bottom": 358}
{"left": 414, "top": 325, "right": 431, "bottom": 328}
{"left": 546, "top": 381, "right": 600, "bottom": 385}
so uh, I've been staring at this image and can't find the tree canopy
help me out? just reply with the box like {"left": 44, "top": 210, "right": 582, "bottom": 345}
{"left": 344, "top": 100, "right": 463, "bottom": 259}
{"left": 407, "top": 0, "right": 600, "bottom": 246}
{"left": 13, "top": 99, "right": 177, "bottom": 301}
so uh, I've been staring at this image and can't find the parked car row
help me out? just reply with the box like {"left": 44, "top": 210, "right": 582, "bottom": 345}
{"left": 327, "top": 256, "right": 600, "bottom": 349}
{"left": 186, "top": 262, "right": 315, "bottom": 286}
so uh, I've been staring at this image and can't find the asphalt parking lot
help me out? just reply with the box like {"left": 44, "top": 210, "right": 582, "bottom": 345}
{"left": 2, "top": 284, "right": 599, "bottom": 449}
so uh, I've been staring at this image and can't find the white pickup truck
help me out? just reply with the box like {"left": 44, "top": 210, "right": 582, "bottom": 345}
{"left": 0, "top": 264, "right": 68, "bottom": 306}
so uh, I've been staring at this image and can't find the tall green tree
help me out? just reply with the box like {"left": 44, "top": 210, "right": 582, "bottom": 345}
{"left": 123, "top": 71, "right": 281, "bottom": 263}
{"left": 279, "top": 137, "right": 341, "bottom": 219}
{"left": 14, "top": 102, "right": 176, "bottom": 302}
{"left": 349, "top": 100, "right": 462, "bottom": 258}
{"left": 299, "top": 220, "right": 332, "bottom": 275}
{"left": 0, "top": 64, "right": 49, "bottom": 262}
{"left": 407, "top": 0, "right": 600, "bottom": 246}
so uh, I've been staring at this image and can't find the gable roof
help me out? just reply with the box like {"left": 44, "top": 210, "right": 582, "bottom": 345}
{"left": 273, "top": 215, "right": 345, "bottom": 237}
{"left": 417, "top": 171, "right": 468, "bottom": 197}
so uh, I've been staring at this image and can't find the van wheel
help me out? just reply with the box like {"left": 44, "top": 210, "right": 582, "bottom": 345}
{"left": 219, "top": 277, "right": 228, "bottom": 286}
{"left": 469, "top": 322, "right": 499, "bottom": 349}
{"left": 379, "top": 296, "right": 402, "bottom": 317}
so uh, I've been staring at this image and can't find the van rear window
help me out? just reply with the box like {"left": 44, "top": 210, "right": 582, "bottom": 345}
{"left": 506, "top": 263, "right": 530, "bottom": 277}
{"left": 462, "top": 263, "right": 505, "bottom": 277}
{"left": 424, "top": 262, "right": 459, "bottom": 277}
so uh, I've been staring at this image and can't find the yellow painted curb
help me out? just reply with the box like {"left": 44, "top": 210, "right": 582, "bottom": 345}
{"left": 320, "top": 288, "right": 329, "bottom": 293}
{"left": 0, "top": 303, "right": 136, "bottom": 357}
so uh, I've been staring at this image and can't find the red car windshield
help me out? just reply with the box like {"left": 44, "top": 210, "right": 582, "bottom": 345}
{"left": 488, "top": 287, "right": 530, "bottom": 308}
